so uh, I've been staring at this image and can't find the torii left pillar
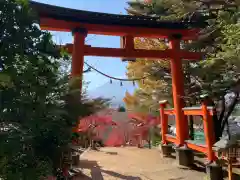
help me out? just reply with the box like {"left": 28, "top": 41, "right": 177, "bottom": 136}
{"left": 169, "top": 34, "right": 193, "bottom": 167}
{"left": 71, "top": 28, "right": 88, "bottom": 94}
{"left": 64, "top": 28, "right": 87, "bottom": 176}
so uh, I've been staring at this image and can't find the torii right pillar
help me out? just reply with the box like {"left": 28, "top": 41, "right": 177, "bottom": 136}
{"left": 169, "top": 34, "right": 193, "bottom": 167}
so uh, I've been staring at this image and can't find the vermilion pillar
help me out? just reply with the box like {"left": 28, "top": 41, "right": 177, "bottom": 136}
{"left": 202, "top": 102, "right": 215, "bottom": 161}
{"left": 71, "top": 28, "right": 87, "bottom": 93}
{"left": 169, "top": 34, "right": 187, "bottom": 146}
{"left": 159, "top": 101, "right": 168, "bottom": 144}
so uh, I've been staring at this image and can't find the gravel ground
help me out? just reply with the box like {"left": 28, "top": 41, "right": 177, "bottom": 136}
{"left": 77, "top": 147, "right": 207, "bottom": 180}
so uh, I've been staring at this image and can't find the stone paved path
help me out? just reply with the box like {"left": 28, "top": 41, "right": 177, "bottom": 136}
{"left": 77, "top": 147, "right": 207, "bottom": 180}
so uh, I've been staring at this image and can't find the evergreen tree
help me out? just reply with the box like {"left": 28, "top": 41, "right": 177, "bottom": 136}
{"left": 0, "top": 0, "right": 108, "bottom": 179}
{"left": 126, "top": 0, "right": 240, "bottom": 140}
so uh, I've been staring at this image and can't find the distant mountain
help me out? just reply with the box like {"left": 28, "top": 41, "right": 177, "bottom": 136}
{"left": 88, "top": 81, "right": 136, "bottom": 108}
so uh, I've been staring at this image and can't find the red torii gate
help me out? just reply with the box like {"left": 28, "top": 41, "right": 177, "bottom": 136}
{"left": 29, "top": 1, "right": 215, "bottom": 165}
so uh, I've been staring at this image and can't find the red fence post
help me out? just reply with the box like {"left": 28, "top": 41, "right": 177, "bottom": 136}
{"left": 159, "top": 101, "right": 168, "bottom": 144}
{"left": 202, "top": 102, "right": 215, "bottom": 162}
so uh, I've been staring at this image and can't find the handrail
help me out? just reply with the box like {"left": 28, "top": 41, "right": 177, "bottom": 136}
{"left": 162, "top": 106, "right": 214, "bottom": 116}
{"left": 159, "top": 101, "right": 216, "bottom": 161}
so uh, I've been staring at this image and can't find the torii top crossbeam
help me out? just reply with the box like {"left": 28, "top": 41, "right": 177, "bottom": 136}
{"left": 30, "top": 1, "right": 203, "bottom": 39}
{"left": 30, "top": 1, "right": 203, "bottom": 146}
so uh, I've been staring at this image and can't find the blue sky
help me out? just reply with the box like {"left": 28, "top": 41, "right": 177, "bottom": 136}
{"left": 34, "top": 0, "right": 129, "bottom": 90}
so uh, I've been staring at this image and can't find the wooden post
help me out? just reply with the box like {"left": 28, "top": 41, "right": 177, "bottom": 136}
{"left": 202, "top": 101, "right": 215, "bottom": 162}
{"left": 228, "top": 158, "right": 233, "bottom": 180}
{"left": 169, "top": 34, "right": 187, "bottom": 146}
{"left": 71, "top": 28, "right": 87, "bottom": 93}
{"left": 159, "top": 100, "right": 168, "bottom": 144}
{"left": 137, "top": 135, "right": 141, "bottom": 148}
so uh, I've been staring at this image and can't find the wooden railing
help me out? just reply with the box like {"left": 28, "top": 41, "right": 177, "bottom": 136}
{"left": 160, "top": 101, "right": 216, "bottom": 161}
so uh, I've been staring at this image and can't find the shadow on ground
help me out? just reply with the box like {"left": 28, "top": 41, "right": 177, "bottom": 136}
{"left": 165, "top": 154, "right": 206, "bottom": 173}
{"left": 76, "top": 160, "right": 141, "bottom": 180}
{"left": 105, "top": 151, "right": 118, "bottom": 155}
{"left": 76, "top": 148, "right": 240, "bottom": 180}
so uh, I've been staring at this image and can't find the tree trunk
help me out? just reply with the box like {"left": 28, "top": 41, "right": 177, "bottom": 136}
{"left": 148, "top": 128, "right": 152, "bottom": 149}
{"left": 185, "top": 63, "right": 194, "bottom": 140}
{"left": 205, "top": 93, "right": 239, "bottom": 142}
{"left": 213, "top": 113, "right": 222, "bottom": 142}
{"left": 188, "top": 101, "right": 195, "bottom": 140}
{"left": 218, "top": 98, "right": 226, "bottom": 126}
{"left": 189, "top": 115, "right": 194, "bottom": 140}
{"left": 220, "top": 92, "right": 239, "bottom": 138}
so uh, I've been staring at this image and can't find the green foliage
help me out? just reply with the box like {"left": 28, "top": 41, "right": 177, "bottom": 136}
{"left": 127, "top": 0, "right": 240, "bottom": 102}
{"left": 0, "top": 0, "right": 109, "bottom": 179}
{"left": 0, "top": 73, "right": 12, "bottom": 87}
{"left": 126, "top": 0, "right": 240, "bottom": 139}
